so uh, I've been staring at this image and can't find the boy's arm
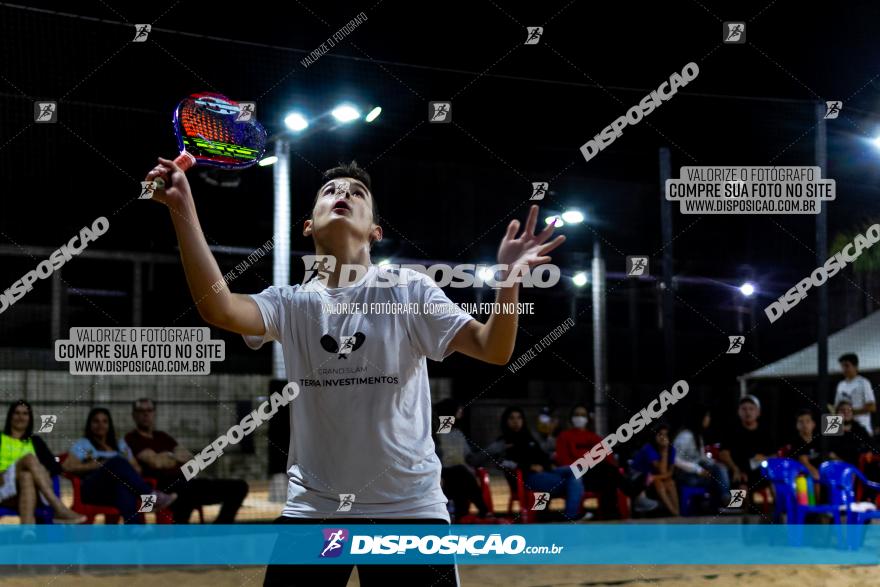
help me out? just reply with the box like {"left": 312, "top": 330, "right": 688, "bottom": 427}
{"left": 449, "top": 205, "right": 564, "bottom": 364}
{"left": 145, "top": 157, "right": 265, "bottom": 336}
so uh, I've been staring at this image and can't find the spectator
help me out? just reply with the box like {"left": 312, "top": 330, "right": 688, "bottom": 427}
{"left": 673, "top": 405, "right": 729, "bottom": 511}
{"left": 631, "top": 423, "right": 680, "bottom": 516}
{"left": 556, "top": 404, "right": 655, "bottom": 519}
{"left": 124, "top": 398, "right": 249, "bottom": 524}
{"left": 433, "top": 399, "right": 490, "bottom": 521}
{"left": 62, "top": 407, "right": 176, "bottom": 524}
{"left": 719, "top": 395, "right": 773, "bottom": 489}
{"left": 828, "top": 399, "right": 875, "bottom": 467}
{"left": 0, "top": 400, "right": 84, "bottom": 523}
{"left": 835, "top": 353, "right": 876, "bottom": 436}
{"left": 783, "top": 409, "right": 825, "bottom": 481}
{"left": 535, "top": 407, "right": 558, "bottom": 461}
{"left": 487, "top": 406, "right": 587, "bottom": 521}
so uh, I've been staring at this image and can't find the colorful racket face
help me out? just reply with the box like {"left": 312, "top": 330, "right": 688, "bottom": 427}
{"left": 172, "top": 92, "right": 268, "bottom": 171}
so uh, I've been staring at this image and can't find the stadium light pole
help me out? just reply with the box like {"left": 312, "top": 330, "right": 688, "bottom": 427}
{"left": 592, "top": 239, "right": 608, "bottom": 437}
{"left": 816, "top": 102, "right": 829, "bottom": 453}
{"left": 271, "top": 138, "right": 291, "bottom": 380}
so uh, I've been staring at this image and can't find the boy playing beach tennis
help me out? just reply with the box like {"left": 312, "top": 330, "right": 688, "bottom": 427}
{"left": 144, "top": 158, "right": 564, "bottom": 586}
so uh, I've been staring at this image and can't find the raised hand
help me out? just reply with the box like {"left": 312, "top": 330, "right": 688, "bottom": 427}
{"left": 497, "top": 205, "right": 566, "bottom": 278}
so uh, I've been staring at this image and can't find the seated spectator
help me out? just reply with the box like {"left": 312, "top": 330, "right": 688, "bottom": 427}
{"left": 673, "top": 405, "right": 729, "bottom": 511}
{"left": 535, "top": 406, "right": 559, "bottom": 461}
{"left": 62, "top": 407, "right": 176, "bottom": 524}
{"left": 556, "top": 404, "right": 655, "bottom": 519}
{"left": 782, "top": 409, "right": 826, "bottom": 481}
{"left": 719, "top": 395, "right": 773, "bottom": 489}
{"left": 433, "top": 399, "right": 490, "bottom": 521}
{"left": 631, "top": 423, "right": 680, "bottom": 516}
{"left": 485, "top": 406, "right": 587, "bottom": 521}
{"left": 124, "top": 398, "right": 249, "bottom": 524}
{"left": 0, "top": 400, "right": 85, "bottom": 523}
{"left": 828, "top": 399, "right": 875, "bottom": 467}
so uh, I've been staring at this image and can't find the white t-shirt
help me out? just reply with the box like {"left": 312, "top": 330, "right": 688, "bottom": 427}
{"left": 835, "top": 375, "right": 876, "bottom": 433}
{"left": 244, "top": 266, "right": 474, "bottom": 520}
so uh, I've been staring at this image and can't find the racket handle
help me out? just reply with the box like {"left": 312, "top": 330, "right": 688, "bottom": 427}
{"left": 154, "top": 152, "right": 196, "bottom": 189}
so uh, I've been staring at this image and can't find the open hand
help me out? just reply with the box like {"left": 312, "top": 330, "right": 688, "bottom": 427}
{"left": 497, "top": 205, "right": 566, "bottom": 279}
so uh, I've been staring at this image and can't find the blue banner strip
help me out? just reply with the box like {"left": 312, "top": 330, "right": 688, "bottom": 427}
{"left": 1, "top": 524, "right": 879, "bottom": 565}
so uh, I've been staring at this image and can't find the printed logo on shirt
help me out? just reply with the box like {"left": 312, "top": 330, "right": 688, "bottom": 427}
{"left": 320, "top": 528, "right": 349, "bottom": 557}
{"left": 320, "top": 332, "right": 366, "bottom": 359}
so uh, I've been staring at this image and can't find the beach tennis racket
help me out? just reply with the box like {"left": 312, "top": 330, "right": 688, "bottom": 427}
{"left": 153, "top": 92, "right": 268, "bottom": 189}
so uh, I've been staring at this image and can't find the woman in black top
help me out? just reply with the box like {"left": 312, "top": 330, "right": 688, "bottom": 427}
{"left": 829, "top": 400, "right": 875, "bottom": 466}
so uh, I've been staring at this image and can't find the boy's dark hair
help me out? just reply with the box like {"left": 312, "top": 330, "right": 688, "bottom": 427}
{"left": 315, "top": 161, "right": 377, "bottom": 221}
{"left": 839, "top": 353, "right": 859, "bottom": 367}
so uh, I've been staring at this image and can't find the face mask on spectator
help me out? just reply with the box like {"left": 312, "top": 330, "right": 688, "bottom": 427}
{"left": 571, "top": 416, "right": 588, "bottom": 429}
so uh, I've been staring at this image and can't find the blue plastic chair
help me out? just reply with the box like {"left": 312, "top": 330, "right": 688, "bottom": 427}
{"left": 819, "top": 460, "right": 880, "bottom": 549}
{"left": 679, "top": 484, "right": 710, "bottom": 516}
{"left": 0, "top": 474, "right": 60, "bottom": 523}
{"left": 762, "top": 458, "right": 846, "bottom": 547}
{"left": 761, "top": 459, "right": 825, "bottom": 521}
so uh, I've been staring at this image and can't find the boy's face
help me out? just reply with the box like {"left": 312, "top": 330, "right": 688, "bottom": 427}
{"left": 840, "top": 360, "right": 857, "bottom": 378}
{"left": 304, "top": 177, "right": 381, "bottom": 247}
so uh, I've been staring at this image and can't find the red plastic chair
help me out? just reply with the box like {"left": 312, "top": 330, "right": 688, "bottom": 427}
{"left": 59, "top": 453, "right": 125, "bottom": 524}
{"left": 506, "top": 468, "right": 536, "bottom": 523}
